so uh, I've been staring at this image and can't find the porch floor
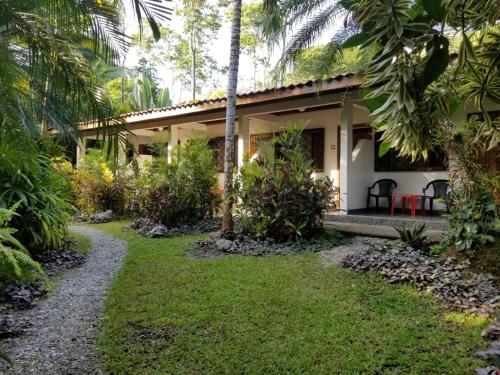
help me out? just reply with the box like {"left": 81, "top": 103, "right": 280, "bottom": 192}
{"left": 324, "top": 208, "right": 447, "bottom": 239}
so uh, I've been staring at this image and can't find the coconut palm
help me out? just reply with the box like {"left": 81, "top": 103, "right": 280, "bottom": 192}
{"left": 221, "top": 0, "right": 243, "bottom": 233}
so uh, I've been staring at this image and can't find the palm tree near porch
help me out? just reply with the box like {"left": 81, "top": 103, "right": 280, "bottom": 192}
{"left": 221, "top": 0, "right": 243, "bottom": 233}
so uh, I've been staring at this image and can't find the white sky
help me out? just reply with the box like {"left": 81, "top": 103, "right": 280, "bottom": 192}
{"left": 123, "top": 0, "right": 337, "bottom": 104}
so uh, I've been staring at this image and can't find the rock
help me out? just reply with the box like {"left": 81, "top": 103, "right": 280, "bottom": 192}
{"left": 129, "top": 218, "right": 221, "bottom": 238}
{"left": 0, "top": 315, "right": 30, "bottom": 338}
{"left": 215, "top": 239, "right": 234, "bottom": 251}
{"left": 483, "top": 322, "right": 500, "bottom": 341}
{"left": 475, "top": 367, "right": 499, "bottom": 375}
{"left": 146, "top": 225, "right": 169, "bottom": 238}
{"left": 5, "top": 285, "right": 37, "bottom": 310}
{"left": 88, "top": 210, "right": 114, "bottom": 224}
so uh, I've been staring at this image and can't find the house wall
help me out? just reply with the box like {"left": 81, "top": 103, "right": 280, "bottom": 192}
{"left": 120, "top": 97, "right": 499, "bottom": 213}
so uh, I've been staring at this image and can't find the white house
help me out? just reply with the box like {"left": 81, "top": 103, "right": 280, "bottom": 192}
{"left": 73, "top": 74, "right": 499, "bottom": 215}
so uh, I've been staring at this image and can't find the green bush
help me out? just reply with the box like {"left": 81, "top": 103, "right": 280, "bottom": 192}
{"left": 0, "top": 129, "right": 73, "bottom": 251}
{"left": 141, "top": 138, "right": 219, "bottom": 226}
{"left": 443, "top": 189, "right": 499, "bottom": 251}
{"left": 394, "top": 223, "right": 428, "bottom": 250}
{"left": 0, "top": 206, "right": 47, "bottom": 288}
{"left": 235, "top": 125, "right": 338, "bottom": 242}
{"left": 70, "top": 148, "right": 128, "bottom": 217}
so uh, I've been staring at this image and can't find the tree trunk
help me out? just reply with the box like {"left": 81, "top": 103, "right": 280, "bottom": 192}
{"left": 437, "top": 115, "right": 475, "bottom": 192}
{"left": 190, "top": 31, "right": 197, "bottom": 101}
{"left": 221, "top": 0, "right": 242, "bottom": 234}
{"left": 40, "top": 75, "right": 51, "bottom": 135}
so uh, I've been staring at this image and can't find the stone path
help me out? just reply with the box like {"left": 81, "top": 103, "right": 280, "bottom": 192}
{"left": 319, "top": 236, "right": 388, "bottom": 266}
{"left": 1, "top": 226, "right": 127, "bottom": 375}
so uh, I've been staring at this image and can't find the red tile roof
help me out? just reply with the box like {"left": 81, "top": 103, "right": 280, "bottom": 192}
{"left": 121, "top": 73, "right": 358, "bottom": 119}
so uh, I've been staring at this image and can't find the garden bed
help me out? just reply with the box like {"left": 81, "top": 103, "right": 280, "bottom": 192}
{"left": 190, "top": 230, "right": 343, "bottom": 257}
{"left": 128, "top": 218, "right": 221, "bottom": 238}
{"left": 342, "top": 241, "right": 499, "bottom": 315}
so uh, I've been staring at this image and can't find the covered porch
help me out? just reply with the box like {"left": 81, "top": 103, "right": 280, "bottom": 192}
{"left": 75, "top": 74, "right": 449, "bottom": 217}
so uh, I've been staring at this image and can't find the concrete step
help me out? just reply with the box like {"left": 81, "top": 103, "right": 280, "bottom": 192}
{"left": 324, "top": 212, "right": 448, "bottom": 231}
{"left": 324, "top": 221, "right": 444, "bottom": 242}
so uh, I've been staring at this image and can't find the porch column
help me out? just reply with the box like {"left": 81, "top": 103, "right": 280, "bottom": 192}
{"left": 339, "top": 101, "right": 353, "bottom": 214}
{"left": 168, "top": 125, "right": 179, "bottom": 163}
{"left": 237, "top": 115, "right": 250, "bottom": 168}
{"left": 76, "top": 136, "right": 86, "bottom": 167}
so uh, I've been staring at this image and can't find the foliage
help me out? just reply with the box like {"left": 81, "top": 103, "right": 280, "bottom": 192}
{"left": 238, "top": 1, "right": 271, "bottom": 90}
{"left": 235, "top": 125, "right": 337, "bottom": 241}
{"left": 343, "top": 240, "right": 498, "bottom": 313}
{"left": 0, "top": 0, "right": 171, "bottom": 137}
{"left": 165, "top": 2, "right": 225, "bottom": 101}
{"left": 442, "top": 189, "right": 499, "bottom": 252}
{"left": 105, "top": 76, "right": 136, "bottom": 114}
{"left": 262, "top": 0, "right": 499, "bottom": 188}
{"left": 70, "top": 149, "right": 128, "bottom": 217}
{"left": 140, "top": 138, "right": 219, "bottom": 226}
{"left": 0, "top": 129, "right": 73, "bottom": 251}
{"left": 132, "top": 72, "right": 172, "bottom": 110}
{"left": 97, "top": 222, "right": 488, "bottom": 374}
{"left": 394, "top": 223, "right": 428, "bottom": 250}
{"left": 284, "top": 45, "right": 374, "bottom": 84}
{"left": 0, "top": 206, "right": 47, "bottom": 288}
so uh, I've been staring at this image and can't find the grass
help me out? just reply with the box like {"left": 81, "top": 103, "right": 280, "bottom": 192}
{"left": 95, "top": 221, "right": 488, "bottom": 374}
{"left": 68, "top": 230, "right": 92, "bottom": 255}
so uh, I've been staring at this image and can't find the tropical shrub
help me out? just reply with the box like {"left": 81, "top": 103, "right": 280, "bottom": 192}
{"left": 443, "top": 189, "right": 499, "bottom": 252}
{"left": 141, "top": 138, "right": 219, "bottom": 226}
{"left": 0, "top": 206, "right": 47, "bottom": 288}
{"left": 70, "top": 149, "right": 128, "bottom": 217}
{"left": 394, "top": 223, "right": 428, "bottom": 250}
{"left": 0, "top": 129, "right": 73, "bottom": 251}
{"left": 235, "top": 126, "right": 337, "bottom": 242}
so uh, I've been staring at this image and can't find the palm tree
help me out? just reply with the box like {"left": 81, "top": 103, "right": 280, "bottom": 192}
{"left": 132, "top": 73, "right": 172, "bottom": 110}
{"left": 0, "top": 0, "right": 172, "bottom": 138}
{"left": 221, "top": 0, "right": 243, "bottom": 234}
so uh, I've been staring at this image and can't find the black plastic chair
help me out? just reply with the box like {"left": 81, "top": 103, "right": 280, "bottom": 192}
{"left": 366, "top": 179, "right": 397, "bottom": 212}
{"left": 422, "top": 179, "right": 449, "bottom": 215}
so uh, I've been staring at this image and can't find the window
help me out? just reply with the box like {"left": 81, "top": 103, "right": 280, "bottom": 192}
{"left": 208, "top": 136, "right": 238, "bottom": 172}
{"left": 138, "top": 144, "right": 160, "bottom": 157}
{"left": 85, "top": 139, "right": 102, "bottom": 150}
{"left": 374, "top": 132, "right": 446, "bottom": 172}
{"left": 250, "top": 128, "right": 325, "bottom": 171}
{"left": 300, "top": 128, "right": 325, "bottom": 170}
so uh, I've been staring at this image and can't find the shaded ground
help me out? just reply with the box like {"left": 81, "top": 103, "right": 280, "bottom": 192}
{"left": 1, "top": 226, "right": 127, "bottom": 375}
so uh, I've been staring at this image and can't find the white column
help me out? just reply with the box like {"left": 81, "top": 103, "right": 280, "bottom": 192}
{"left": 339, "top": 101, "right": 353, "bottom": 214}
{"left": 237, "top": 115, "right": 250, "bottom": 168}
{"left": 168, "top": 125, "right": 179, "bottom": 163}
{"left": 76, "top": 136, "right": 86, "bottom": 167}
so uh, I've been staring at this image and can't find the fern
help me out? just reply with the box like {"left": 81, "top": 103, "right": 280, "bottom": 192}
{"left": 0, "top": 207, "right": 48, "bottom": 286}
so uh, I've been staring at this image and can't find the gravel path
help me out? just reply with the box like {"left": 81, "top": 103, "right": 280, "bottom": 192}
{"left": 1, "top": 226, "right": 127, "bottom": 375}
{"left": 319, "top": 236, "right": 388, "bottom": 266}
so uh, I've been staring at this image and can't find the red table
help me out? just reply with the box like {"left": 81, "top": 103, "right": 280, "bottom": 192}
{"left": 391, "top": 194, "right": 424, "bottom": 217}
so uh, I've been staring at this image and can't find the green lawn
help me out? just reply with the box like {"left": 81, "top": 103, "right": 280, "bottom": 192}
{"left": 68, "top": 230, "right": 92, "bottom": 255}
{"left": 95, "top": 222, "right": 487, "bottom": 374}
